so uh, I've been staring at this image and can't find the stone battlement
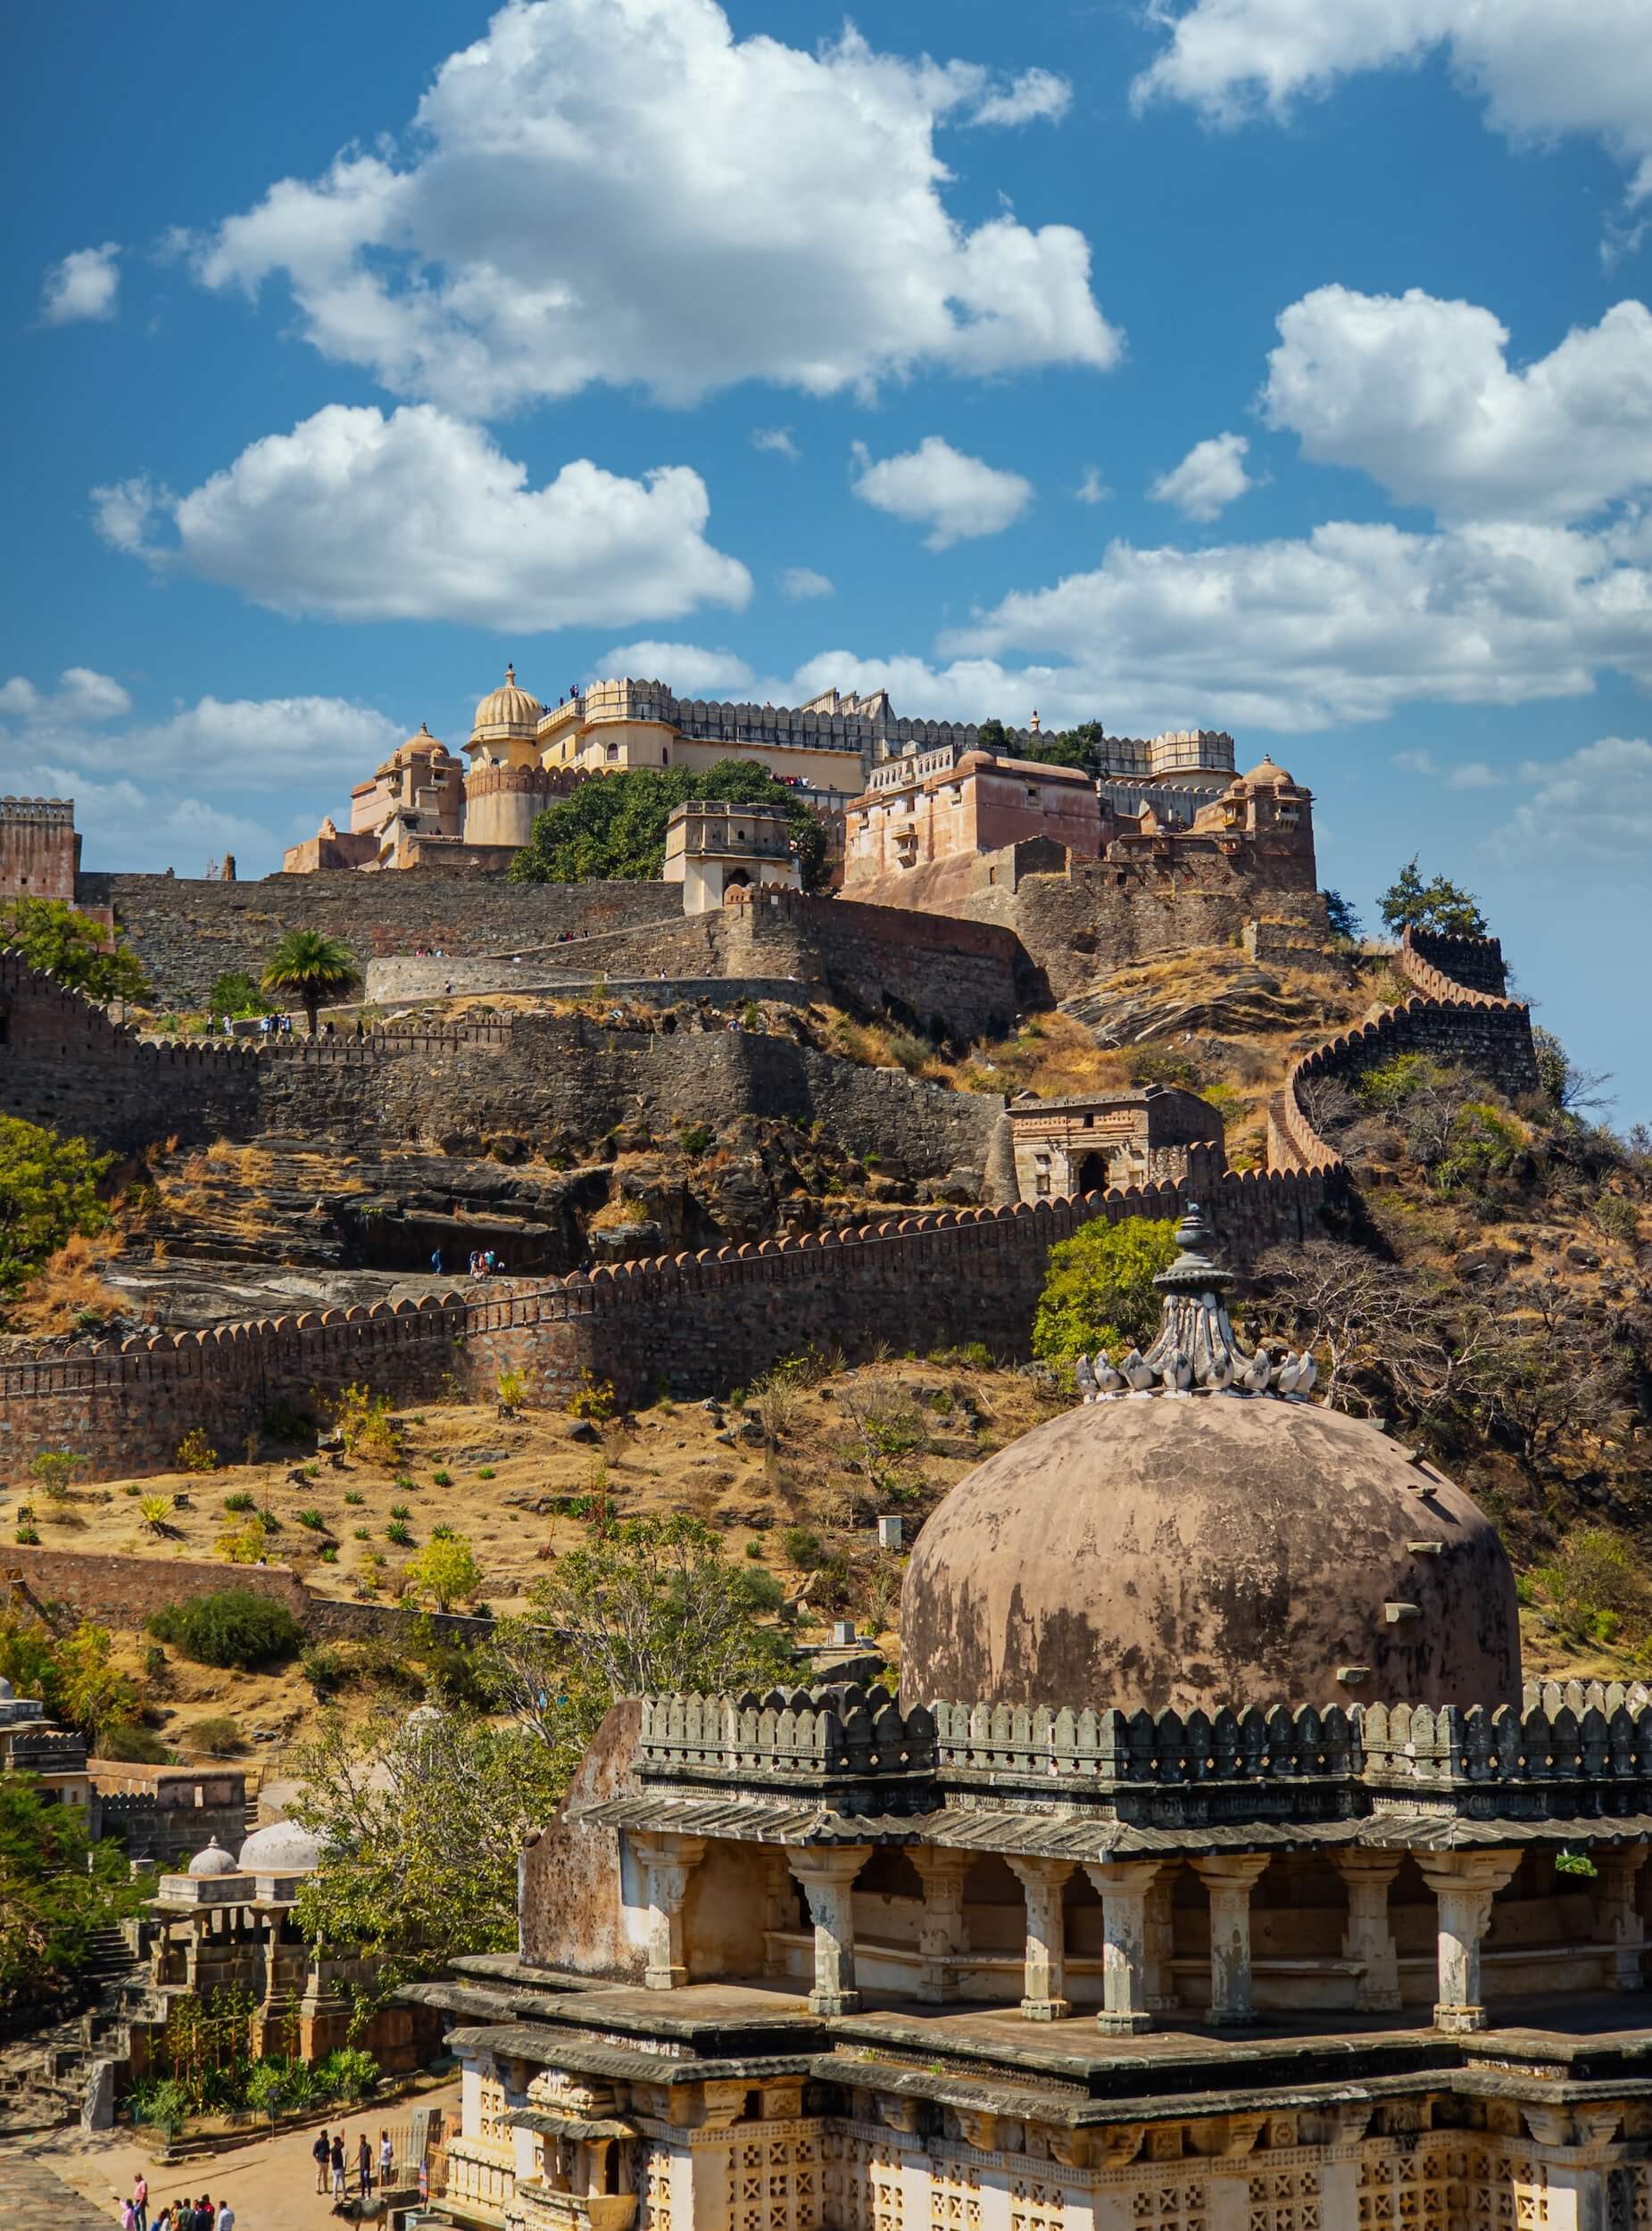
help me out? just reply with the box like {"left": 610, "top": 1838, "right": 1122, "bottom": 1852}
{"left": 1269, "top": 927, "right": 1539, "bottom": 1173}
{"left": 0, "top": 1171, "right": 1335, "bottom": 1480}
{"left": 1, "top": 795, "right": 75, "bottom": 825}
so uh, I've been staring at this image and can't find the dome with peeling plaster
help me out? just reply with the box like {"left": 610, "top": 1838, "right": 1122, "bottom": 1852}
{"left": 900, "top": 1391, "right": 1520, "bottom": 1716}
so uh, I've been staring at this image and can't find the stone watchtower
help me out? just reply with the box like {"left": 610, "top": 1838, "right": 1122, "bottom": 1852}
{"left": 0, "top": 795, "right": 79, "bottom": 906}
{"left": 662, "top": 798, "right": 801, "bottom": 914}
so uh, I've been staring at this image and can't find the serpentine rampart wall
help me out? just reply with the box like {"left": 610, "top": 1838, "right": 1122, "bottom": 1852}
{"left": 1267, "top": 929, "right": 1540, "bottom": 1174}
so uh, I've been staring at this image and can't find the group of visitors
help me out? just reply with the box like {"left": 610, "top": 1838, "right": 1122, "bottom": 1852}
{"left": 465, "top": 1248, "right": 505, "bottom": 1279}
{"left": 254, "top": 1013, "right": 295, "bottom": 1037}
{"left": 312, "top": 2127, "right": 397, "bottom": 2204}
{"left": 123, "top": 2177, "right": 232, "bottom": 2231}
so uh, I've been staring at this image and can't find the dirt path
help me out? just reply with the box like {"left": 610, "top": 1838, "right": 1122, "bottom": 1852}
{"left": 16, "top": 2080, "right": 458, "bottom": 2231}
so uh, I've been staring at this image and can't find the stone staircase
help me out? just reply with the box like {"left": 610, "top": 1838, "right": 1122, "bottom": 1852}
{"left": 0, "top": 1923, "right": 156, "bottom": 2135}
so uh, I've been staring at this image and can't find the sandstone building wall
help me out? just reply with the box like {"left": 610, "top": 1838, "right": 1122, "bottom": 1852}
{"left": 0, "top": 1175, "right": 1334, "bottom": 1482}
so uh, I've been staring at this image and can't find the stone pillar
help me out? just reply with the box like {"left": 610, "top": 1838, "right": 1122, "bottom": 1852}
{"left": 1415, "top": 1851, "right": 1521, "bottom": 2034}
{"left": 1008, "top": 1857, "right": 1074, "bottom": 2021}
{"left": 1144, "top": 1866, "right": 1181, "bottom": 2013}
{"left": 912, "top": 1846, "right": 972, "bottom": 2005}
{"left": 1591, "top": 1847, "right": 1647, "bottom": 1991}
{"left": 1085, "top": 1861, "right": 1161, "bottom": 2035}
{"left": 1192, "top": 1855, "right": 1269, "bottom": 2028}
{"left": 629, "top": 1832, "right": 707, "bottom": 1991}
{"left": 785, "top": 1845, "right": 872, "bottom": 2016}
{"left": 1333, "top": 1852, "right": 1404, "bottom": 2011}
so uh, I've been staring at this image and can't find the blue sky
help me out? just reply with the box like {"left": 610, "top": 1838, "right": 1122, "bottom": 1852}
{"left": 4, "top": 0, "right": 1651, "bottom": 1114}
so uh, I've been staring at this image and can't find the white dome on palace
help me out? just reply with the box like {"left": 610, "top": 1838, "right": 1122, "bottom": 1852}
{"left": 471, "top": 663, "right": 544, "bottom": 742}
{"left": 237, "top": 1820, "right": 323, "bottom": 1875}
{"left": 187, "top": 1837, "right": 240, "bottom": 1879}
{"left": 0, "top": 1676, "right": 13, "bottom": 1702}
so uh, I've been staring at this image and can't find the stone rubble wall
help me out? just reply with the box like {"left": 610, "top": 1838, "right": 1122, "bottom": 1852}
{"left": 2, "top": 1539, "right": 493, "bottom": 1643}
{"left": 0, "top": 1174, "right": 1334, "bottom": 1482}
{"left": 0, "top": 954, "right": 1002, "bottom": 1173}
{"left": 72, "top": 871, "right": 682, "bottom": 1008}
{"left": 1267, "top": 929, "right": 1539, "bottom": 1174}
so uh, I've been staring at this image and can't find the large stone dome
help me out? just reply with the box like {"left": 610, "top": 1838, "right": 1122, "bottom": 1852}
{"left": 900, "top": 1393, "right": 1520, "bottom": 1715}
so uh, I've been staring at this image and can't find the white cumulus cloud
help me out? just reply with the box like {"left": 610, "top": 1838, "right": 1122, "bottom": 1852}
{"left": 92, "top": 402, "right": 751, "bottom": 632}
{"left": 751, "top": 428, "right": 801, "bottom": 460}
{"left": 595, "top": 642, "right": 756, "bottom": 693}
{"left": 969, "top": 67, "right": 1073, "bottom": 128}
{"left": 188, "top": 0, "right": 1115, "bottom": 415}
{"left": 937, "top": 514, "right": 1652, "bottom": 733}
{"left": 778, "top": 567, "right": 834, "bottom": 600}
{"left": 1149, "top": 431, "right": 1256, "bottom": 521}
{"left": 40, "top": 243, "right": 120, "bottom": 325}
{"left": 851, "top": 436, "right": 1034, "bottom": 550}
{"left": 1133, "top": 0, "right": 1652, "bottom": 205}
{"left": 1264, "top": 286, "right": 1652, "bottom": 522}
{"left": 0, "top": 668, "right": 406, "bottom": 875}
{"left": 1075, "top": 466, "right": 1112, "bottom": 504}
{"left": 1493, "top": 734, "right": 1652, "bottom": 859}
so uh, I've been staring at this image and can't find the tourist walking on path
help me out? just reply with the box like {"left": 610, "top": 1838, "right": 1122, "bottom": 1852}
{"left": 379, "top": 2130, "right": 394, "bottom": 2188}
{"left": 314, "top": 2128, "right": 332, "bottom": 2194}
{"left": 357, "top": 2129, "right": 374, "bottom": 2200}
{"left": 132, "top": 2173, "right": 149, "bottom": 2231}
{"left": 215, "top": 2200, "right": 235, "bottom": 2231}
{"left": 331, "top": 2132, "right": 346, "bottom": 2199}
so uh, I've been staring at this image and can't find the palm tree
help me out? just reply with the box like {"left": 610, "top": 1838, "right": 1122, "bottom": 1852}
{"left": 260, "top": 930, "right": 361, "bottom": 1036}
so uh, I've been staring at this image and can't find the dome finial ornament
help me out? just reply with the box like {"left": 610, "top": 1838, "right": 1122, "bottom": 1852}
{"left": 1078, "top": 1204, "right": 1316, "bottom": 1404}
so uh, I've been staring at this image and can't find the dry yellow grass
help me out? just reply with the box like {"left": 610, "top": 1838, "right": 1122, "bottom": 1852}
{"left": 10, "top": 1230, "right": 127, "bottom": 1337}
{"left": 32, "top": 1358, "right": 1065, "bottom": 1755}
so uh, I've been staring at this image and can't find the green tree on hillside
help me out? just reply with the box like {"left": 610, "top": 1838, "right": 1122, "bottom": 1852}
{"left": 971, "top": 717, "right": 1108, "bottom": 776}
{"left": 287, "top": 1708, "right": 575, "bottom": 1999}
{"left": 510, "top": 760, "right": 829, "bottom": 892}
{"left": 1321, "top": 888, "right": 1361, "bottom": 943}
{"left": 0, "top": 897, "right": 151, "bottom": 1005}
{"left": 0, "top": 1611, "right": 146, "bottom": 1747}
{"left": 530, "top": 1512, "right": 794, "bottom": 1697}
{"left": 207, "top": 969, "right": 272, "bottom": 1021}
{"left": 0, "top": 1114, "right": 112, "bottom": 1300}
{"left": 260, "top": 931, "right": 361, "bottom": 1036}
{"left": 0, "top": 1774, "right": 146, "bottom": 2013}
{"left": 1378, "top": 858, "right": 1489, "bottom": 940}
{"left": 1032, "top": 1215, "right": 1179, "bottom": 1361}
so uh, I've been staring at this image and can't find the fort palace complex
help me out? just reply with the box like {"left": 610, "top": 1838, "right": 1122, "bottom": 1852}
{"left": 3, "top": 656, "right": 1608, "bottom": 2231}
{"left": 273, "top": 666, "right": 1258, "bottom": 890}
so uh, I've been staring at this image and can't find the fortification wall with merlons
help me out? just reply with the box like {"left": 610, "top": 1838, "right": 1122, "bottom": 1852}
{"left": 0, "top": 1174, "right": 1334, "bottom": 1482}
{"left": 1267, "top": 929, "right": 1540, "bottom": 1173}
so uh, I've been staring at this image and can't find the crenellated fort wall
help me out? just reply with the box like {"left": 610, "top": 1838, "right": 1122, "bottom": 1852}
{"left": 1268, "top": 930, "right": 1540, "bottom": 1173}
{"left": 0, "top": 1175, "right": 1335, "bottom": 1481}
{"left": 72, "top": 869, "right": 681, "bottom": 1007}
{"left": 0, "top": 952, "right": 1005, "bottom": 1171}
